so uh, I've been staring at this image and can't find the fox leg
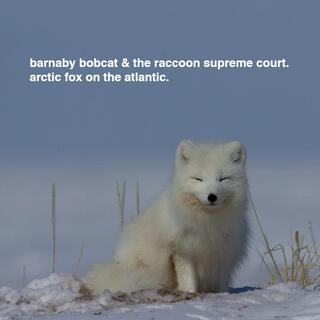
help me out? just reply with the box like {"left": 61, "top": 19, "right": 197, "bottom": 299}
{"left": 173, "top": 254, "right": 197, "bottom": 292}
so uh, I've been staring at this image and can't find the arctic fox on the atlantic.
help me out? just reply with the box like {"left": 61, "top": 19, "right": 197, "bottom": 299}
{"left": 84, "top": 140, "right": 249, "bottom": 294}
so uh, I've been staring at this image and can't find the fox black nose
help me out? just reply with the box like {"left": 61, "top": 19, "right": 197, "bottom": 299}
{"left": 207, "top": 193, "right": 217, "bottom": 203}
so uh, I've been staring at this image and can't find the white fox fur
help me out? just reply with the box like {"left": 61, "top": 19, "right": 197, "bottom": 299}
{"left": 84, "top": 140, "right": 249, "bottom": 294}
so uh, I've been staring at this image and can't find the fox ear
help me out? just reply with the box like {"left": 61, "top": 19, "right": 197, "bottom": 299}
{"left": 228, "top": 141, "right": 246, "bottom": 164}
{"left": 176, "top": 139, "right": 194, "bottom": 163}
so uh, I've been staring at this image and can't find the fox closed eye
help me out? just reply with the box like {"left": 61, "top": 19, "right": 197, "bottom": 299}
{"left": 191, "top": 177, "right": 203, "bottom": 182}
{"left": 219, "top": 177, "right": 231, "bottom": 182}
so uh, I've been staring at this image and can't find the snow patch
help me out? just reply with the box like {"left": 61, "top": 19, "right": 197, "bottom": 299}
{"left": 1, "top": 274, "right": 320, "bottom": 320}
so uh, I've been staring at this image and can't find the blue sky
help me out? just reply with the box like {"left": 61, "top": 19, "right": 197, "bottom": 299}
{"left": 0, "top": 0, "right": 320, "bottom": 288}
{"left": 0, "top": 1, "right": 319, "bottom": 159}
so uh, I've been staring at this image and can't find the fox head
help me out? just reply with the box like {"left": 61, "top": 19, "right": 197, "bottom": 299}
{"left": 173, "top": 140, "right": 247, "bottom": 212}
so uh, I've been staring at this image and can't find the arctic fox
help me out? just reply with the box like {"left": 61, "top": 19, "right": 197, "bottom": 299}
{"left": 84, "top": 140, "right": 249, "bottom": 294}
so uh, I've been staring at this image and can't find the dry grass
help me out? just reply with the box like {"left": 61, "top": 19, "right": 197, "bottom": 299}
{"left": 21, "top": 265, "right": 27, "bottom": 288}
{"left": 136, "top": 181, "right": 140, "bottom": 216}
{"left": 249, "top": 190, "right": 320, "bottom": 288}
{"left": 47, "top": 181, "right": 141, "bottom": 282}
{"left": 75, "top": 245, "right": 85, "bottom": 279}
{"left": 116, "top": 181, "right": 126, "bottom": 231}
{"left": 116, "top": 181, "right": 142, "bottom": 229}
{"left": 51, "top": 183, "right": 56, "bottom": 273}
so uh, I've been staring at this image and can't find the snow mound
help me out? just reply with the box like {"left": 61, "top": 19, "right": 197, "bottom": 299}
{"left": 1, "top": 274, "right": 320, "bottom": 320}
{"left": 0, "top": 274, "right": 98, "bottom": 319}
{"left": 0, "top": 273, "right": 201, "bottom": 319}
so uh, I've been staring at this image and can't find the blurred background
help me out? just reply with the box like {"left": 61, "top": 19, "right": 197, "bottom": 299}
{"left": 0, "top": 0, "right": 319, "bottom": 288}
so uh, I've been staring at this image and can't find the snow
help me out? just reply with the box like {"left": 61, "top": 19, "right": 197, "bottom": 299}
{"left": 1, "top": 274, "right": 320, "bottom": 320}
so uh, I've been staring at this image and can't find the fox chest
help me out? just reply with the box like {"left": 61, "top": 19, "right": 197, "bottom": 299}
{"left": 174, "top": 226, "right": 235, "bottom": 259}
